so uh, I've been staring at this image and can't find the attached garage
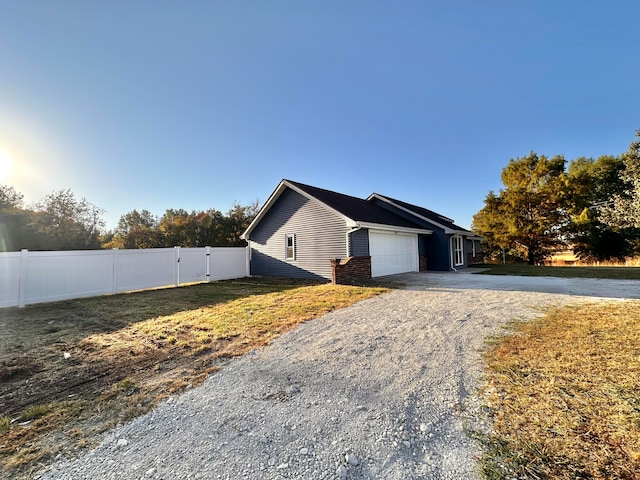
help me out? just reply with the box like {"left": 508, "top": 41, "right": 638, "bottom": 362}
{"left": 369, "top": 230, "right": 419, "bottom": 277}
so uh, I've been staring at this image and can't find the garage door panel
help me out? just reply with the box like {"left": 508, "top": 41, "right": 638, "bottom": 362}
{"left": 369, "top": 231, "right": 418, "bottom": 277}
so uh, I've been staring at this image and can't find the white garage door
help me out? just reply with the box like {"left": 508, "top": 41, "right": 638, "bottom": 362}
{"left": 369, "top": 230, "right": 418, "bottom": 277}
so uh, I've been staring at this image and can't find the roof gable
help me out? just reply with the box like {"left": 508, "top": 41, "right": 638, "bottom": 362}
{"left": 368, "top": 193, "right": 475, "bottom": 235}
{"left": 242, "top": 180, "right": 432, "bottom": 240}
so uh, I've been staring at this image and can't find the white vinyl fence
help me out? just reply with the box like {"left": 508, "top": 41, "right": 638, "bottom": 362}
{"left": 0, "top": 246, "right": 250, "bottom": 308}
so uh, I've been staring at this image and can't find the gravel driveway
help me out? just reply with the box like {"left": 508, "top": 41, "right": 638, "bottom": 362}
{"left": 38, "top": 272, "right": 640, "bottom": 480}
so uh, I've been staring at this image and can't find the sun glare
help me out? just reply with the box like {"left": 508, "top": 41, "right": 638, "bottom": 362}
{"left": 0, "top": 149, "right": 13, "bottom": 181}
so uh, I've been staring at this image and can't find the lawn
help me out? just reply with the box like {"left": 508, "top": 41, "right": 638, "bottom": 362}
{"left": 470, "top": 263, "right": 640, "bottom": 279}
{"left": 479, "top": 301, "right": 640, "bottom": 479}
{"left": 0, "top": 278, "right": 387, "bottom": 479}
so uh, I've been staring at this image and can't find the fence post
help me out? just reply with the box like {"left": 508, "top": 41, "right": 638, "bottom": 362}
{"left": 205, "top": 246, "right": 211, "bottom": 282}
{"left": 112, "top": 248, "right": 119, "bottom": 294}
{"left": 245, "top": 245, "right": 250, "bottom": 277}
{"left": 18, "top": 249, "right": 28, "bottom": 308}
{"left": 174, "top": 246, "right": 180, "bottom": 286}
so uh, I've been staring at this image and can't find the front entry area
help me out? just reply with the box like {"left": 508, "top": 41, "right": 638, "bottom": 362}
{"left": 369, "top": 230, "right": 419, "bottom": 277}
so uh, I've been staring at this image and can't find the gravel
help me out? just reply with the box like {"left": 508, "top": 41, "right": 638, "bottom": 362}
{"left": 37, "top": 272, "right": 640, "bottom": 480}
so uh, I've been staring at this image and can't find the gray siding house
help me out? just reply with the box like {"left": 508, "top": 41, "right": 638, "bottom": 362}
{"left": 242, "top": 180, "right": 482, "bottom": 282}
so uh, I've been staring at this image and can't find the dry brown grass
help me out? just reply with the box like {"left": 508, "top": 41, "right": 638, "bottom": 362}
{"left": 0, "top": 278, "right": 387, "bottom": 479}
{"left": 480, "top": 301, "right": 640, "bottom": 479}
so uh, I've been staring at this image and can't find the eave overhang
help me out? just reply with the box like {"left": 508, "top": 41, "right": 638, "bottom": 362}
{"left": 368, "top": 193, "right": 479, "bottom": 237}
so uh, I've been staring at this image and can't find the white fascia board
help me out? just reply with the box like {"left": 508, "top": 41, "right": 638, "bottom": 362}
{"left": 242, "top": 180, "right": 356, "bottom": 240}
{"left": 446, "top": 229, "right": 478, "bottom": 236}
{"left": 241, "top": 180, "right": 288, "bottom": 240}
{"left": 357, "top": 222, "right": 432, "bottom": 235}
{"left": 368, "top": 193, "right": 474, "bottom": 236}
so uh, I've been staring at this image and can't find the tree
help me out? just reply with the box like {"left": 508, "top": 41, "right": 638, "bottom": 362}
{"left": 158, "top": 209, "right": 192, "bottom": 247}
{"left": 113, "top": 209, "right": 159, "bottom": 249}
{"left": 0, "top": 185, "right": 24, "bottom": 210}
{"left": 472, "top": 153, "right": 569, "bottom": 264}
{"left": 156, "top": 208, "right": 230, "bottom": 247}
{"left": 601, "top": 129, "right": 640, "bottom": 229}
{"left": 0, "top": 185, "right": 33, "bottom": 251}
{"left": 107, "top": 201, "right": 260, "bottom": 249}
{"left": 222, "top": 201, "right": 260, "bottom": 246}
{"left": 566, "top": 155, "right": 630, "bottom": 261}
{"left": 31, "top": 189, "right": 105, "bottom": 250}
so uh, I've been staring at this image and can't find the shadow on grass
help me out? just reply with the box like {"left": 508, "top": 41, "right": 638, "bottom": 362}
{"left": 0, "top": 277, "right": 321, "bottom": 347}
{"left": 0, "top": 277, "right": 321, "bottom": 414}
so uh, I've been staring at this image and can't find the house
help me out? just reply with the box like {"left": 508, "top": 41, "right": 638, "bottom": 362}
{"left": 241, "top": 180, "right": 482, "bottom": 283}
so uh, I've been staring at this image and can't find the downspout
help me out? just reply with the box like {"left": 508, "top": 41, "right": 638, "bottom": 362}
{"left": 449, "top": 236, "right": 457, "bottom": 272}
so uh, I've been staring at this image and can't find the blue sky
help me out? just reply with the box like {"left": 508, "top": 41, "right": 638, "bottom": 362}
{"left": 1, "top": 1, "right": 638, "bottom": 230}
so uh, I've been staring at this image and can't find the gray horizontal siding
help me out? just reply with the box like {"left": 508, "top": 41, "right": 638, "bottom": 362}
{"left": 249, "top": 188, "right": 348, "bottom": 280}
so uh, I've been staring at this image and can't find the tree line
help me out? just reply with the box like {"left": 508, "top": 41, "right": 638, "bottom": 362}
{"left": 0, "top": 186, "right": 259, "bottom": 252}
{"left": 472, "top": 129, "right": 640, "bottom": 264}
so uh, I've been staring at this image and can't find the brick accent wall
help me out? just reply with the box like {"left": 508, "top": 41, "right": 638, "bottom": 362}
{"left": 330, "top": 256, "right": 372, "bottom": 285}
{"left": 419, "top": 255, "right": 428, "bottom": 271}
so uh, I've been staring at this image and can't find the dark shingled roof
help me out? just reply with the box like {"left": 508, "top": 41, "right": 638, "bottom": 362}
{"left": 285, "top": 180, "right": 425, "bottom": 229}
{"left": 372, "top": 194, "right": 472, "bottom": 233}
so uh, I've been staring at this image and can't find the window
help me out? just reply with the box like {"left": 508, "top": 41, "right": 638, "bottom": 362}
{"left": 285, "top": 234, "right": 296, "bottom": 260}
{"left": 453, "top": 235, "right": 464, "bottom": 266}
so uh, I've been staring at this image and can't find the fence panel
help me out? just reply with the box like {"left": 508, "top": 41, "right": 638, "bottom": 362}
{"left": 0, "top": 252, "right": 21, "bottom": 308}
{"left": 0, "top": 246, "right": 249, "bottom": 308}
{"left": 23, "top": 250, "right": 115, "bottom": 305}
{"left": 114, "top": 248, "right": 176, "bottom": 293}
{"left": 209, "top": 247, "right": 249, "bottom": 281}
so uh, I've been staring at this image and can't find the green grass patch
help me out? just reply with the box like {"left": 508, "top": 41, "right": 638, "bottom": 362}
{"left": 471, "top": 263, "right": 640, "bottom": 279}
{"left": 19, "top": 404, "right": 56, "bottom": 422}
{"left": 0, "top": 416, "right": 9, "bottom": 434}
{"left": 480, "top": 301, "right": 640, "bottom": 479}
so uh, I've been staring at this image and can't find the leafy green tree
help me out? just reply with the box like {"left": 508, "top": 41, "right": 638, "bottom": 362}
{"left": 0, "top": 185, "right": 33, "bottom": 251}
{"left": 601, "top": 130, "right": 640, "bottom": 229}
{"left": 107, "top": 202, "right": 260, "bottom": 249}
{"left": 566, "top": 155, "right": 630, "bottom": 261}
{"left": 157, "top": 208, "right": 228, "bottom": 247}
{"left": 473, "top": 153, "right": 569, "bottom": 264}
{"left": 113, "top": 209, "right": 159, "bottom": 249}
{"left": 158, "top": 209, "right": 192, "bottom": 246}
{"left": 31, "top": 189, "right": 105, "bottom": 250}
{"left": 198, "top": 209, "right": 226, "bottom": 246}
{"left": 0, "top": 185, "right": 24, "bottom": 210}
{"left": 223, "top": 201, "right": 260, "bottom": 246}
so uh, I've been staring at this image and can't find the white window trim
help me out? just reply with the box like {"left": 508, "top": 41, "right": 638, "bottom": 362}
{"left": 285, "top": 234, "right": 296, "bottom": 261}
{"left": 453, "top": 235, "right": 464, "bottom": 266}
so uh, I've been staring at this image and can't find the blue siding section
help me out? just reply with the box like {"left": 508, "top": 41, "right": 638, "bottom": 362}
{"left": 425, "top": 229, "right": 451, "bottom": 271}
{"left": 249, "top": 188, "right": 348, "bottom": 280}
{"left": 349, "top": 229, "right": 369, "bottom": 256}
